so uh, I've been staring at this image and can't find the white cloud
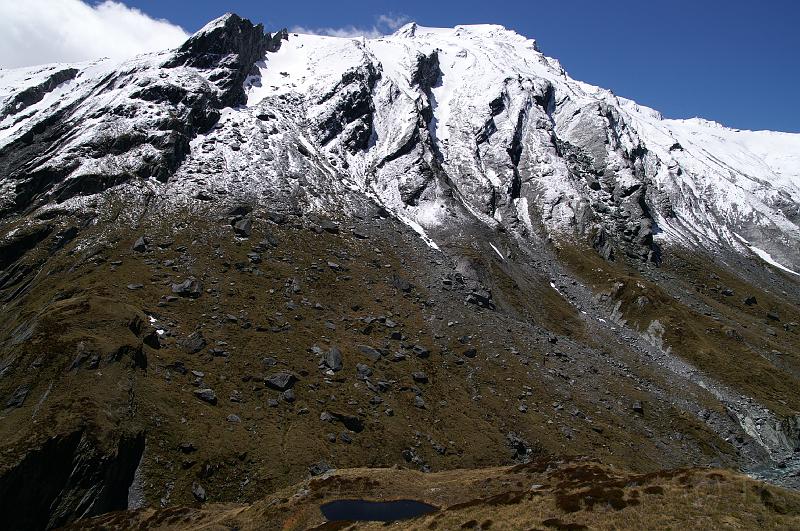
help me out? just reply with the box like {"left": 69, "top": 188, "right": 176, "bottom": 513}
{"left": 0, "top": 0, "right": 189, "bottom": 69}
{"left": 375, "top": 14, "right": 411, "bottom": 32}
{"left": 291, "top": 25, "right": 383, "bottom": 39}
{"left": 292, "top": 13, "right": 411, "bottom": 39}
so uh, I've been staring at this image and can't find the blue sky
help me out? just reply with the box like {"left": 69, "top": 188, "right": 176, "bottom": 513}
{"left": 9, "top": 0, "right": 799, "bottom": 132}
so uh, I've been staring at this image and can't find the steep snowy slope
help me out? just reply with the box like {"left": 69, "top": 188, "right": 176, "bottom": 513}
{"left": 2, "top": 20, "right": 798, "bottom": 270}
{"left": 246, "top": 23, "right": 800, "bottom": 271}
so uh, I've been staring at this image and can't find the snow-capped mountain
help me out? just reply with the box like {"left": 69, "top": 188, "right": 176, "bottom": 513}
{"left": 0, "top": 14, "right": 798, "bottom": 529}
{"left": 2, "top": 15, "right": 799, "bottom": 273}
{"left": 251, "top": 21, "right": 800, "bottom": 270}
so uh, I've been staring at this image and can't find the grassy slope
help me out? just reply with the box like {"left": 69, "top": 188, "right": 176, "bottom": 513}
{"left": 557, "top": 243, "right": 800, "bottom": 417}
{"left": 0, "top": 202, "right": 747, "bottom": 512}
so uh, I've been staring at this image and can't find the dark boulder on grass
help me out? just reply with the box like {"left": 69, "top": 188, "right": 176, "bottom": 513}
{"left": 132, "top": 236, "right": 148, "bottom": 252}
{"left": 265, "top": 371, "right": 297, "bottom": 391}
{"left": 172, "top": 278, "right": 203, "bottom": 298}
{"left": 309, "top": 461, "right": 331, "bottom": 476}
{"left": 181, "top": 331, "right": 206, "bottom": 354}
{"left": 324, "top": 347, "right": 343, "bottom": 371}
{"left": 358, "top": 345, "right": 382, "bottom": 361}
{"left": 319, "top": 219, "right": 339, "bottom": 233}
{"left": 233, "top": 217, "right": 252, "bottom": 237}
{"left": 194, "top": 388, "right": 217, "bottom": 405}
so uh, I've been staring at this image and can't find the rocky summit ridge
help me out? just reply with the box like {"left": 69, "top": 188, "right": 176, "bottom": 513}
{"left": 0, "top": 13, "right": 798, "bottom": 529}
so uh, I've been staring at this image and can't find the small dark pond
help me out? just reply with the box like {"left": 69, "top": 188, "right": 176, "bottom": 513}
{"left": 320, "top": 499, "right": 439, "bottom": 522}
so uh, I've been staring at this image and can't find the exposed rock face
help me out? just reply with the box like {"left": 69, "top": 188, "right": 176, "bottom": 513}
{"left": 313, "top": 62, "right": 380, "bottom": 152}
{"left": 238, "top": 23, "right": 799, "bottom": 272}
{"left": 0, "top": 67, "right": 78, "bottom": 120}
{"left": 0, "top": 13, "right": 285, "bottom": 217}
{"left": 0, "top": 430, "right": 144, "bottom": 530}
{"left": 0, "top": 223, "right": 52, "bottom": 270}
{"left": 162, "top": 13, "right": 273, "bottom": 107}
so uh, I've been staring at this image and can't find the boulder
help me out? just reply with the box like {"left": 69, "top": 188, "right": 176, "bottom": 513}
{"left": 181, "top": 331, "right": 206, "bottom": 354}
{"left": 319, "top": 219, "right": 339, "bottom": 233}
{"left": 328, "top": 412, "right": 364, "bottom": 432}
{"left": 466, "top": 289, "right": 494, "bottom": 309}
{"left": 356, "top": 363, "right": 372, "bottom": 379}
{"left": 171, "top": 278, "right": 203, "bottom": 298}
{"left": 358, "top": 345, "right": 382, "bottom": 361}
{"left": 412, "top": 372, "right": 428, "bottom": 384}
{"left": 325, "top": 347, "right": 343, "bottom": 371}
{"left": 265, "top": 371, "right": 297, "bottom": 391}
{"left": 191, "top": 482, "right": 207, "bottom": 502}
{"left": 142, "top": 330, "right": 161, "bottom": 349}
{"left": 233, "top": 217, "right": 252, "bottom": 237}
{"left": 309, "top": 461, "right": 331, "bottom": 476}
{"left": 178, "top": 442, "right": 197, "bottom": 453}
{"left": 194, "top": 388, "right": 217, "bottom": 405}
{"left": 412, "top": 345, "right": 429, "bottom": 358}
{"left": 132, "top": 236, "right": 148, "bottom": 252}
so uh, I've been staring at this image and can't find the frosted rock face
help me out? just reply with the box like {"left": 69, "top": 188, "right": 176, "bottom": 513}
{"left": 1, "top": 20, "right": 799, "bottom": 270}
{"left": 243, "top": 24, "right": 800, "bottom": 269}
{"left": 0, "top": 14, "right": 278, "bottom": 216}
{"left": 163, "top": 13, "right": 277, "bottom": 107}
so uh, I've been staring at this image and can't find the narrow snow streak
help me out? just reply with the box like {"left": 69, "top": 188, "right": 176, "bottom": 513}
{"left": 397, "top": 214, "right": 441, "bottom": 251}
{"left": 749, "top": 246, "right": 800, "bottom": 276}
{"left": 489, "top": 243, "right": 504, "bottom": 260}
{"left": 733, "top": 233, "right": 800, "bottom": 276}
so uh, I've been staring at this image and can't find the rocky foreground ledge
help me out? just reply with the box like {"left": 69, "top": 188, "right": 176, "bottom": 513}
{"left": 67, "top": 459, "right": 800, "bottom": 529}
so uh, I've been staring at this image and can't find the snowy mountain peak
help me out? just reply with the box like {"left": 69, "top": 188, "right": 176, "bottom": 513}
{"left": 242, "top": 25, "right": 800, "bottom": 271}
{"left": 1, "top": 15, "right": 799, "bottom": 274}
{"left": 192, "top": 12, "right": 241, "bottom": 35}
{"left": 392, "top": 21, "right": 419, "bottom": 38}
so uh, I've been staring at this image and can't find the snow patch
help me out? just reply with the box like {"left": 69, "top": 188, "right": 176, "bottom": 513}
{"left": 733, "top": 233, "right": 800, "bottom": 276}
{"left": 397, "top": 213, "right": 441, "bottom": 251}
{"left": 749, "top": 246, "right": 800, "bottom": 276}
{"left": 489, "top": 242, "right": 504, "bottom": 260}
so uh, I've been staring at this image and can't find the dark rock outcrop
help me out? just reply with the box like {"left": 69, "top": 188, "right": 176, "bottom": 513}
{"left": 0, "top": 223, "right": 52, "bottom": 270}
{"left": 0, "top": 14, "right": 278, "bottom": 217}
{"left": 410, "top": 50, "right": 441, "bottom": 90}
{"left": 163, "top": 13, "right": 273, "bottom": 107}
{"left": 0, "top": 67, "right": 79, "bottom": 120}
{"left": 314, "top": 63, "right": 379, "bottom": 151}
{"left": 265, "top": 371, "right": 298, "bottom": 391}
{"left": 0, "top": 430, "right": 144, "bottom": 529}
